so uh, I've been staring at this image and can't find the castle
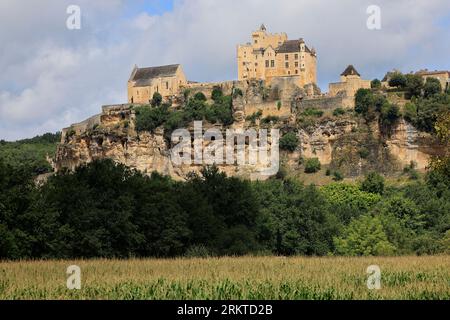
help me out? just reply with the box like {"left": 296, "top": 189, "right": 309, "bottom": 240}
{"left": 126, "top": 25, "right": 376, "bottom": 109}
{"left": 236, "top": 24, "right": 317, "bottom": 88}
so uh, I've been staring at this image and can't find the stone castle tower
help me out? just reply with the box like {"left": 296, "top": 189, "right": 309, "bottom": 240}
{"left": 237, "top": 24, "right": 317, "bottom": 87}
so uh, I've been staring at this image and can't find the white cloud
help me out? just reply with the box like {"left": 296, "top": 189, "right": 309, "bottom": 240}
{"left": 0, "top": 0, "right": 449, "bottom": 140}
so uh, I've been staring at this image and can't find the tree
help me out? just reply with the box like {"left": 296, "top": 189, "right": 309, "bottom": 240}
{"left": 211, "top": 86, "right": 223, "bottom": 102}
{"left": 334, "top": 214, "right": 396, "bottom": 256}
{"left": 388, "top": 72, "right": 407, "bottom": 88}
{"left": 151, "top": 92, "right": 162, "bottom": 107}
{"left": 371, "top": 79, "right": 381, "bottom": 89}
{"left": 424, "top": 77, "right": 442, "bottom": 98}
{"left": 405, "top": 74, "right": 424, "bottom": 98}
{"left": 193, "top": 92, "right": 207, "bottom": 102}
{"left": 279, "top": 132, "right": 298, "bottom": 152}
{"left": 361, "top": 172, "right": 385, "bottom": 195}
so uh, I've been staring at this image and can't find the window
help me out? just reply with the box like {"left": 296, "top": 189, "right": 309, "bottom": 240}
{"left": 295, "top": 70, "right": 298, "bottom": 74}
{"left": 285, "top": 54, "right": 289, "bottom": 60}
{"left": 166, "top": 82, "right": 169, "bottom": 90}
{"left": 254, "top": 40, "right": 258, "bottom": 44}
{"left": 242, "top": 62, "right": 245, "bottom": 66}
{"left": 285, "top": 62, "right": 289, "bottom": 68}
{"left": 271, "top": 60, "right": 275, "bottom": 67}
{"left": 265, "top": 60, "right": 269, "bottom": 68}
{"left": 295, "top": 54, "right": 298, "bottom": 59}
{"left": 295, "top": 62, "right": 299, "bottom": 67}
{"left": 255, "top": 62, "right": 258, "bottom": 66}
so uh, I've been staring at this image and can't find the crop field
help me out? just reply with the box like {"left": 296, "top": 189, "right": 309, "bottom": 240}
{"left": 0, "top": 256, "right": 449, "bottom": 300}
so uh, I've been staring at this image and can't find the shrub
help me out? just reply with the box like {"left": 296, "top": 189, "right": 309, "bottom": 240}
{"left": 333, "top": 108, "right": 346, "bottom": 117}
{"left": 388, "top": 72, "right": 407, "bottom": 88}
{"left": 302, "top": 107, "right": 323, "bottom": 117}
{"left": 405, "top": 74, "right": 424, "bottom": 99}
{"left": 424, "top": 77, "right": 442, "bottom": 98}
{"left": 245, "top": 110, "right": 263, "bottom": 124}
{"left": 193, "top": 92, "right": 207, "bottom": 102}
{"left": 261, "top": 115, "right": 279, "bottom": 124}
{"left": 361, "top": 172, "right": 385, "bottom": 195}
{"left": 333, "top": 171, "right": 344, "bottom": 181}
{"left": 135, "top": 105, "right": 169, "bottom": 132}
{"left": 151, "top": 92, "right": 163, "bottom": 107}
{"left": 304, "top": 158, "right": 321, "bottom": 173}
{"left": 279, "top": 132, "right": 299, "bottom": 152}
{"left": 211, "top": 86, "right": 223, "bottom": 102}
{"left": 232, "top": 88, "right": 243, "bottom": 98}
{"left": 371, "top": 79, "right": 381, "bottom": 89}
{"left": 325, "top": 168, "right": 331, "bottom": 176}
{"left": 358, "top": 147, "right": 370, "bottom": 159}
{"left": 277, "top": 101, "right": 282, "bottom": 110}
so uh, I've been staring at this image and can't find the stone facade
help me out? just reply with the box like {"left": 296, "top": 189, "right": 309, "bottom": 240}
{"left": 328, "top": 65, "right": 371, "bottom": 108}
{"left": 237, "top": 24, "right": 317, "bottom": 88}
{"left": 127, "top": 64, "right": 187, "bottom": 104}
{"left": 416, "top": 70, "right": 450, "bottom": 92}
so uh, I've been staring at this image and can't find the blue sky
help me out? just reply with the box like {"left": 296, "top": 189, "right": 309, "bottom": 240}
{"left": 0, "top": 0, "right": 449, "bottom": 140}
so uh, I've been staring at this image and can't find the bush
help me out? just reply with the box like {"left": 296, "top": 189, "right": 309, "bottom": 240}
{"left": 388, "top": 72, "right": 407, "bottom": 88}
{"left": 333, "top": 171, "right": 344, "bottom": 181}
{"left": 302, "top": 107, "right": 323, "bottom": 117}
{"left": 325, "top": 168, "right": 331, "bottom": 176}
{"left": 211, "top": 86, "right": 223, "bottom": 102}
{"left": 261, "top": 115, "right": 279, "bottom": 125}
{"left": 371, "top": 79, "right": 382, "bottom": 89}
{"left": 193, "top": 92, "right": 207, "bottom": 102}
{"left": 333, "top": 108, "right": 346, "bottom": 116}
{"left": 279, "top": 132, "right": 298, "bottom": 152}
{"left": 304, "top": 158, "right": 321, "bottom": 173}
{"left": 151, "top": 92, "right": 163, "bottom": 107}
{"left": 361, "top": 172, "right": 385, "bottom": 195}
{"left": 424, "top": 77, "right": 442, "bottom": 98}
{"left": 232, "top": 88, "right": 243, "bottom": 98}
{"left": 358, "top": 147, "right": 370, "bottom": 159}
{"left": 245, "top": 110, "right": 263, "bottom": 124}
{"left": 135, "top": 105, "right": 169, "bottom": 132}
{"left": 405, "top": 74, "right": 424, "bottom": 99}
{"left": 334, "top": 215, "right": 396, "bottom": 256}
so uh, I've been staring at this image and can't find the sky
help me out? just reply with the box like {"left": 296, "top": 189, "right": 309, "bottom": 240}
{"left": 0, "top": 0, "right": 449, "bottom": 141}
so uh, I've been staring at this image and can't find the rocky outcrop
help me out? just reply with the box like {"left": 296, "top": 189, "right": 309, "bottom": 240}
{"left": 54, "top": 81, "right": 445, "bottom": 180}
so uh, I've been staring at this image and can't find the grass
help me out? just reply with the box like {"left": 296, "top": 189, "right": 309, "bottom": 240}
{"left": 0, "top": 256, "right": 449, "bottom": 300}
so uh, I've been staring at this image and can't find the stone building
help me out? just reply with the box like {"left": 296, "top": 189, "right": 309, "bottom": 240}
{"left": 328, "top": 65, "right": 371, "bottom": 108}
{"left": 127, "top": 64, "right": 187, "bottom": 104}
{"left": 416, "top": 70, "right": 450, "bottom": 92}
{"left": 237, "top": 24, "right": 317, "bottom": 88}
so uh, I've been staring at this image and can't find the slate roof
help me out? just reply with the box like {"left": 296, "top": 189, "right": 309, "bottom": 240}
{"left": 276, "top": 39, "right": 311, "bottom": 54}
{"left": 130, "top": 64, "right": 180, "bottom": 87}
{"left": 341, "top": 65, "right": 361, "bottom": 77}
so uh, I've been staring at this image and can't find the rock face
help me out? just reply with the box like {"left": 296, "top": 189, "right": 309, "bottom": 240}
{"left": 54, "top": 81, "right": 445, "bottom": 180}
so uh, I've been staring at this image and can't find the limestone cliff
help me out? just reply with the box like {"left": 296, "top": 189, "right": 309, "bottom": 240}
{"left": 54, "top": 80, "right": 445, "bottom": 181}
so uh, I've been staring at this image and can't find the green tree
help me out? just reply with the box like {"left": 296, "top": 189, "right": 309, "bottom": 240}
{"left": 371, "top": 78, "right": 381, "bottom": 89}
{"left": 279, "top": 132, "right": 298, "bottom": 152}
{"left": 334, "top": 214, "right": 396, "bottom": 256}
{"left": 424, "top": 77, "right": 442, "bottom": 98}
{"left": 361, "top": 172, "right": 385, "bottom": 195}
{"left": 388, "top": 72, "right": 407, "bottom": 88}
{"left": 405, "top": 74, "right": 424, "bottom": 98}
{"left": 151, "top": 92, "right": 163, "bottom": 107}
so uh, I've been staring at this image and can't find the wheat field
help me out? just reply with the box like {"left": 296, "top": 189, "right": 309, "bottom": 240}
{"left": 0, "top": 256, "right": 449, "bottom": 300}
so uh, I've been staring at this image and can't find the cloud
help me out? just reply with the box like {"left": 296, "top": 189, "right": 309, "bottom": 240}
{"left": 0, "top": 0, "right": 449, "bottom": 140}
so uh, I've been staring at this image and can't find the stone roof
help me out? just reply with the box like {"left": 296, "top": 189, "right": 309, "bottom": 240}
{"left": 276, "top": 39, "right": 311, "bottom": 54}
{"left": 130, "top": 64, "right": 180, "bottom": 87}
{"left": 341, "top": 65, "right": 361, "bottom": 77}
